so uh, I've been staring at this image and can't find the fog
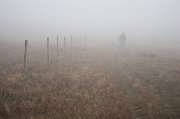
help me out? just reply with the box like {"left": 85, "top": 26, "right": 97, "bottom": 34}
{"left": 1, "top": 1, "right": 180, "bottom": 119}
{"left": 0, "top": 0, "right": 179, "bottom": 46}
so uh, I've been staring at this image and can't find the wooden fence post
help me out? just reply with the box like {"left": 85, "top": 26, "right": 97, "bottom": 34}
{"left": 64, "top": 36, "right": 66, "bottom": 56}
{"left": 71, "top": 35, "right": 73, "bottom": 50}
{"left": 57, "top": 36, "right": 59, "bottom": 57}
{"left": 47, "top": 37, "right": 50, "bottom": 69}
{"left": 80, "top": 35, "right": 82, "bottom": 49}
{"left": 24, "top": 40, "right": 28, "bottom": 73}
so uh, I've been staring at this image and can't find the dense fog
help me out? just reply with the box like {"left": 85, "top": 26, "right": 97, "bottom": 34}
{"left": 1, "top": 1, "right": 180, "bottom": 119}
{"left": 0, "top": 0, "right": 179, "bottom": 47}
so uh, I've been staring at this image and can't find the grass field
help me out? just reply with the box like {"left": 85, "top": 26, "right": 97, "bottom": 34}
{"left": 0, "top": 40, "right": 180, "bottom": 119}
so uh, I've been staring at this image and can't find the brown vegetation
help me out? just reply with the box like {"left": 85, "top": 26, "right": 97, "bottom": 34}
{"left": 0, "top": 41, "right": 180, "bottom": 119}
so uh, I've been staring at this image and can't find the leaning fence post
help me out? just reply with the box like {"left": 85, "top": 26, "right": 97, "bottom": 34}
{"left": 24, "top": 40, "right": 28, "bottom": 73}
{"left": 47, "top": 37, "right": 50, "bottom": 69}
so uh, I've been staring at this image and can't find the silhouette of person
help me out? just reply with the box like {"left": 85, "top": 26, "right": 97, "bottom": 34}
{"left": 119, "top": 32, "right": 126, "bottom": 47}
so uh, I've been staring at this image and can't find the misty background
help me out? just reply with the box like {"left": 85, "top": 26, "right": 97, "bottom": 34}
{"left": 0, "top": 0, "right": 179, "bottom": 48}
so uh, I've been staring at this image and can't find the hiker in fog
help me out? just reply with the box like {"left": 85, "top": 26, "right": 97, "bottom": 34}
{"left": 119, "top": 32, "right": 127, "bottom": 47}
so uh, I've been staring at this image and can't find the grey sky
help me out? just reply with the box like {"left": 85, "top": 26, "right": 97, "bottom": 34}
{"left": 0, "top": 0, "right": 179, "bottom": 42}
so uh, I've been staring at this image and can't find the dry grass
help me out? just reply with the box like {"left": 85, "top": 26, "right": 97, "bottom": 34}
{"left": 0, "top": 41, "right": 180, "bottom": 119}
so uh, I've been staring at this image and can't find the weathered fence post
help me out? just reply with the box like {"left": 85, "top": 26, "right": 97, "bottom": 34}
{"left": 24, "top": 40, "right": 28, "bottom": 73}
{"left": 57, "top": 36, "right": 59, "bottom": 57}
{"left": 64, "top": 36, "right": 66, "bottom": 56}
{"left": 47, "top": 37, "right": 50, "bottom": 69}
{"left": 80, "top": 35, "right": 82, "bottom": 49}
{"left": 71, "top": 35, "right": 73, "bottom": 50}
